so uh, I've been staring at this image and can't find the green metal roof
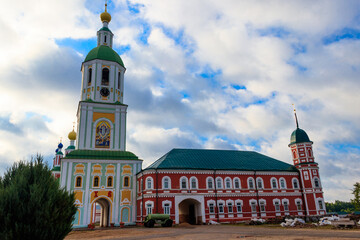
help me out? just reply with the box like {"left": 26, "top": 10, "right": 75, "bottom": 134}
{"left": 98, "top": 27, "right": 112, "bottom": 33}
{"left": 289, "top": 128, "right": 312, "bottom": 145}
{"left": 63, "top": 149, "right": 139, "bottom": 160}
{"left": 84, "top": 45, "right": 124, "bottom": 67}
{"left": 146, "top": 148, "right": 298, "bottom": 172}
{"left": 66, "top": 146, "right": 75, "bottom": 150}
{"left": 51, "top": 166, "right": 61, "bottom": 172}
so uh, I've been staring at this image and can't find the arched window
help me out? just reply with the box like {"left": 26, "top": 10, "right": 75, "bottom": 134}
{"left": 207, "top": 177, "right": 214, "bottom": 189}
{"left": 162, "top": 177, "right": 170, "bottom": 189}
{"left": 95, "top": 121, "right": 111, "bottom": 149}
{"left": 118, "top": 72, "right": 121, "bottom": 89}
{"left": 104, "top": 35, "right": 107, "bottom": 43}
{"left": 190, "top": 177, "right": 197, "bottom": 189}
{"left": 216, "top": 177, "right": 223, "bottom": 189}
{"left": 180, "top": 177, "right": 187, "bottom": 189}
{"left": 88, "top": 68, "right": 92, "bottom": 85}
{"left": 292, "top": 178, "right": 299, "bottom": 189}
{"left": 124, "top": 176, "right": 130, "bottom": 187}
{"left": 259, "top": 200, "right": 266, "bottom": 212}
{"left": 257, "top": 178, "right": 263, "bottom": 189}
{"left": 93, "top": 176, "right": 99, "bottom": 187}
{"left": 75, "top": 176, "right": 82, "bottom": 187}
{"left": 225, "top": 178, "right": 232, "bottom": 189}
{"left": 314, "top": 177, "right": 320, "bottom": 188}
{"left": 234, "top": 178, "right": 241, "bottom": 189}
{"left": 248, "top": 177, "right": 255, "bottom": 189}
{"left": 107, "top": 176, "right": 113, "bottom": 187}
{"left": 279, "top": 178, "right": 286, "bottom": 189}
{"left": 271, "top": 178, "right": 278, "bottom": 189}
{"left": 101, "top": 68, "right": 109, "bottom": 86}
{"left": 146, "top": 177, "right": 153, "bottom": 189}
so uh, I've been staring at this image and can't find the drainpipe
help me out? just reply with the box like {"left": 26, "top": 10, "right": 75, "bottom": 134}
{"left": 140, "top": 172, "right": 144, "bottom": 222}
{"left": 254, "top": 171, "right": 260, "bottom": 218}
{"left": 214, "top": 170, "right": 219, "bottom": 222}
{"left": 155, "top": 169, "right": 159, "bottom": 213}
{"left": 298, "top": 170, "right": 308, "bottom": 219}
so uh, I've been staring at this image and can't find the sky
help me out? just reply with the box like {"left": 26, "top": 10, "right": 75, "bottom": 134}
{"left": 0, "top": 0, "right": 359, "bottom": 202}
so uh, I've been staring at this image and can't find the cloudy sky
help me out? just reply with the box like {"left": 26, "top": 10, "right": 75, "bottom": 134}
{"left": 0, "top": 0, "right": 359, "bottom": 202}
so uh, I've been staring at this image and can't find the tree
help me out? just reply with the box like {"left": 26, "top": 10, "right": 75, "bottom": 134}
{"left": 351, "top": 182, "right": 360, "bottom": 211}
{"left": 0, "top": 155, "right": 77, "bottom": 240}
{"left": 325, "top": 200, "right": 354, "bottom": 213}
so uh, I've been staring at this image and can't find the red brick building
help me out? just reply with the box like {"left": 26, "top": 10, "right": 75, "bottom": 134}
{"left": 136, "top": 124, "right": 325, "bottom": 224}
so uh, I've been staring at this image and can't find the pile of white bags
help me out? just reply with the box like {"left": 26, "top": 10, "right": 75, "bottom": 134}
{"left": 280, "top": 218, "right": 305, "bottom": 227}
{"left": 318, "top": 215, "right": 339, "bottom": 226}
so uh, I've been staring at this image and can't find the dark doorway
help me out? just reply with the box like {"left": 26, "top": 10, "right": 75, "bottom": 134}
{"left": 189, "top": 204, "right": 196, "bottom": 224}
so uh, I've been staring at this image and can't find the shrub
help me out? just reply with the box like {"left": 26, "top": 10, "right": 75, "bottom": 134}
{"left": 0, "top": 155, "right": 77, "bottom": 240}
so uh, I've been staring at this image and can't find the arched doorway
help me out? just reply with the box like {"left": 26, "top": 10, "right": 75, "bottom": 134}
{"left": 178, "top": 198, "right": 202, "bottom": 225}
{"left": 92, "top": 198, "right": 111, "bottom": 227}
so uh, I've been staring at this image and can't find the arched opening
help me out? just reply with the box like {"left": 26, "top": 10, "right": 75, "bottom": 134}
{"left": 92, "top": 198, "right": 111, "bottom": 227}
{"left": 178, "top": 198, "right": 202, "bottom": 225}
{"left": 101, "top": 68, "right": 109, "bottom": 86}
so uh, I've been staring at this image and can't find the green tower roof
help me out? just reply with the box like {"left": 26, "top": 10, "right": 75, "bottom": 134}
{"left": 146, "top": 148, "right": 298, "bottom": 172}
{"left": 289, "top": 128, "right": 312, "bottom": 145}
{"left": 84, "top": 45, "right": 124, "bottom": 67}
{"left": 63, "top": 149, "right": 139, "bottom": 160}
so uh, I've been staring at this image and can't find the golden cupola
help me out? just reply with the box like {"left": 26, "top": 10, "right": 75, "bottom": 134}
{"left": 100, "top": 3, "right": 111, "bottom": 23}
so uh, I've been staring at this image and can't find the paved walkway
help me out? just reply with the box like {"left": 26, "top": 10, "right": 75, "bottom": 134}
{"left": 66, "top": 224, "right": 360, "bottom": 240}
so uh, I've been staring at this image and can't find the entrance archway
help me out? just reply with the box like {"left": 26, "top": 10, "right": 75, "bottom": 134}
{"left": 92, "top": 198, "right": 111, "bottom": 227}
{"left": 178, "top": 198, "right": 202, "bottom": 224}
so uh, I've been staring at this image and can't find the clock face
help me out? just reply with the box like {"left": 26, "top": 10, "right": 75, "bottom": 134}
{"left": 100, "top": 87, "right": 110, "bottom": 97}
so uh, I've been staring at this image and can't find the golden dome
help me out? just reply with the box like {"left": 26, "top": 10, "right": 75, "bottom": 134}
{"left": 100, "top": 3, "right": 111, "bottom": 23}
{"left": 100, "top": 11, "right": 111, "bottom": 23}
{"left": 68, "top": 129, "right": 77, "bottom": 141}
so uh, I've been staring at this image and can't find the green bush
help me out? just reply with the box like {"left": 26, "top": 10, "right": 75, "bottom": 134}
{"left": 0, "top": 155, "right": 77, "bottom": 240}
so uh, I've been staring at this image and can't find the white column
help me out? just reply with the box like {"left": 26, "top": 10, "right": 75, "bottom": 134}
{"left": 114, "top": 163, "right": 121, "bottom": 225}
{"left": 79, "top": 105, "right": 87, "bottom": 149}
{"left": 60, "top": 161, "right": 67, "bottom": 188}
{"left": 114, "top": 108, "right": 120, "bottom": 149}
{"left": 66, "top": 162, "right": 73, "bottom": 191}
{"left": 85, "top": 106, "right": 93, "bottom": 149}
{"left": 83, "top": 162, "right": 92, "bottom": 225}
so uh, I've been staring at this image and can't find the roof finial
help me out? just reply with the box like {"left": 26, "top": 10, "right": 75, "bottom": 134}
{"left": 105, "top": 0, "right": 108, "bottom": 12}
{"left": 72, "top": 121, "right": 75, "bottom": 130}
{"left": 292, "top": 104, "right": 299, "bottom": 129}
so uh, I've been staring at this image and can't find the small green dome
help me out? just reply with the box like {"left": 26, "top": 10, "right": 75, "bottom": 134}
{"left": 84, "top": 45, "right": 124, "bottom": 67}
{"left": 290, "top": 128, "right": 312, "bottom": 145}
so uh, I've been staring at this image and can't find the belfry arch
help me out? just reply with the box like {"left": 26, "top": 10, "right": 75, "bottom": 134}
{"left": 92, "top": 198, "right": 111, "bottom": 227}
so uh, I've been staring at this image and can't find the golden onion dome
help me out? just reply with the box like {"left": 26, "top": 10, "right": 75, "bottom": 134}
{"left": 68, "top": 129, "right": 77, "bottom": 141}
{"left": 100, "top": 3, "right": 111, "bottom": 23}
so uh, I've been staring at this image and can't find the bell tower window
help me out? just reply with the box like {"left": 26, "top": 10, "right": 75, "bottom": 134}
{"left": 118, "top": 72, "right": 121, "bottom": 89}
{"left": 88, "top": 68, "right": 92, "bottom": 85}
{"left": 101, "top": 68, "right": 109, "bottom": 86}
{"left": 104, "top": 35, "right": 107, "bottom": 43}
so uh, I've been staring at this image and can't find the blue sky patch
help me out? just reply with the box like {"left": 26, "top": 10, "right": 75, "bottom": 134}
{"left": 157, "top": 25, "right": 195, "bottom": 55}
{"left": 291, "top": 43, "right": 307, "bottom": 54}
{"left": 55, "top": 38, "right": 97, "bottom": 56}
{"left": 257, "top": 26, "right": 290, "bottom": 38}
{"left": 138, "top": 21, "right": 151, "bottom": 45}
{"left": 231, "top": 84, "right": 247, "bottom": 90}
{"left": 287, "top": 60, "right": 307, "bottom": 72}
{"left": 0, "top": 116, "right": 23, "bottom": 135}
{"left": 323, "top": 28, "right": 360, "bottom": 45}
{"left": 127, "top": 0, "right": 144, "bottom": 14}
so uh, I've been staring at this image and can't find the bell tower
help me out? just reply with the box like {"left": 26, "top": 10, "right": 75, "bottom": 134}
{"left": 76, "top": 3, "right": 127, "bottom": 151}
{"left": 288, "top": 106, "right": 326, "bottom": 216}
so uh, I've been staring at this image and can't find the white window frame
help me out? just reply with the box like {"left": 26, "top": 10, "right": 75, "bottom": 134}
{"left": 259, "top": 199, "right": 266, "bottom": 212}
{"left": 313, "top": 177, "right": 321, "bottom": 188}
{"left": 145, "top": 176, "right": 153, "bottom": 190}
{"left": 235, "top": 200, "right": 243, "bottom": 213}
{"left": 225, "top": 177, "right": 232, "bottom": 189}
{"left": 206, "top": 177, "right": 214, "bottom": 189}
{"left": 250, "top": 199, "right": 257, "bottom": 212}
{"left": 162, "top": 176, "right": 171, "bottom": 190}
{"left": 145, "top": 201, "right": 154, "bottom": 215}
{"left": 233, "top": 177, "right": 241, "bottom": 189}
{"left": 180, "top": 176, "right": 188, "bottom": 189}
{"left": 279, "top": 177, "right": 287, "bottom": 189}
{"left": 256, "top": 177, "right": 264, "bottom": 189}
{"left": 248, "top": 177, "right": 255, "bottom": 189}
{"left": 292, "top": 178, "right": 299, "bottom": 189}
{"left": 273, "top": 199, "right": 281, "bottom": 212}
{"left": 162, "top": 200, "right": 172, "bottom": 215}
{"left": 218, "top": 201, "right": 225, "bottom": 213}
{"left": 216, "top": 177, "right": 223, "bottom": 189}
{"left": 295, "top": 199, "right": 302, "bottom": 211}
{"left": 208, "top": 200, "right": 216, "bottom": 214}
{"left": 271, "top": 177, "right": 278, "bottom": 189}
{"left": 190, "top": 176, "right": 198, "bottom": 189}
{"left": 317, "top": 198, "right": 324, "bottom": 210}
{"left": 282, "top": 199, "right": 289, "bottom": 212}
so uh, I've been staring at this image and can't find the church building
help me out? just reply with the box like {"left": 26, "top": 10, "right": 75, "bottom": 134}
{"left": 52, "top": 5, "right": 325, "bottom": 228}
